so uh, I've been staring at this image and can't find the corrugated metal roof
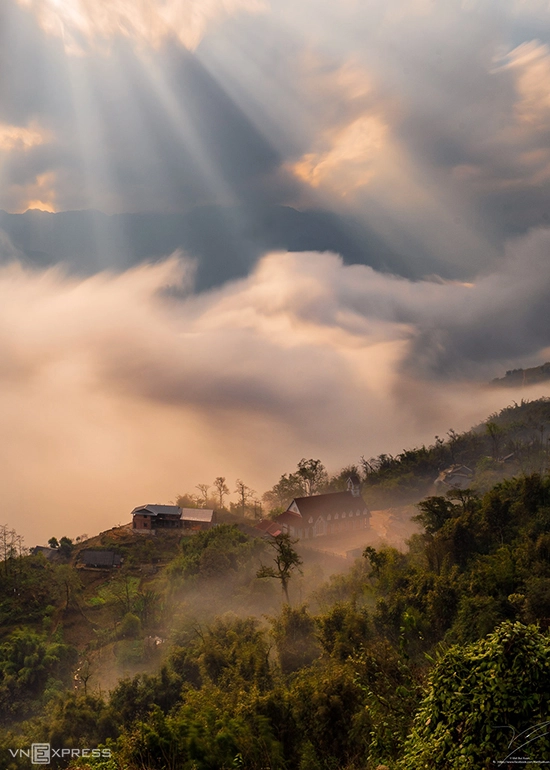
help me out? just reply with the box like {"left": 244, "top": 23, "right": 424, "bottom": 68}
{"left": 131, "top": 504, "right": 181, "bottom": 516}
{"left": 80, "top": 550, "right": 123, "bottom": 567}
{"left": 181, "top": 508, "right": 215, "bottom": 522}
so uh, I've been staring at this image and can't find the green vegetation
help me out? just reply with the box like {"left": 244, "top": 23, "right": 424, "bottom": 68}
{"left": 401, "top": 621, "right": 550, "bottom": 769}
{"left": 357, "top": 398, "right": 550, "bottom": 508}
{"left": 4, "top": 400, "right": 550, "bottom": 768}
{"left": 256, "top": 533, "right": 303, "bottom": 603}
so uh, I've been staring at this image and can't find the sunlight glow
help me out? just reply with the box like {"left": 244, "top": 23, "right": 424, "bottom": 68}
{"left": 291, "top": 114, "right": 388, "bottom": 195}
{"left": 0, "top": 121, "right": 49, "bottom": 151}
{"left": 17, "top": 0, "right": 267, "bottom": 52}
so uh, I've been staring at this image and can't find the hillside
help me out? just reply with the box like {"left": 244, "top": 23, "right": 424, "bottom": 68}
{"left": 3, "top": 472, "right": 550, "bottom": 768}
{"left": 356, "top": 397, "right": 550, "bottom": 509}
{"left": 491, "top": 362, "right": 550, "bottom": 387}
{"left": 3, "top": 399, "right": 550, "bottom": 768}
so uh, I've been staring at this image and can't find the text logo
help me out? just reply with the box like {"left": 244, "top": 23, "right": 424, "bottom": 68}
{"left": 8, "top": 746, "right": 112, "bottom": 764}
{"left": 32, "top": 744, "right": 50, "bottom": 765}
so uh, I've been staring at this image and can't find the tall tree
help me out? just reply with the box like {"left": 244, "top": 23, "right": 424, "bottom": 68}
{"left": 55, "top": 565, "right": 82, "bottom": 610}
{"left": 262, "top": 472, "right": 304, "bottom": 511}
{"left": 58, "top": 536, "right": 74, "bottom": 559}
{"left": 235, "top": 479, "right": 255, "bottom": 517}
{"left": 296, "top": 458, "right": 328, "bottom": 496}
{"left": 257, "top": 533, "right": 303, "bottom": 604}
{"left": 213, "top": 477, "right": 230, "bottom": 509}
{"left": 195, "top": 484, "right": 210, "bottom": 507}
{"left": 262, "top": 459, "right": 328, "bottom": 512}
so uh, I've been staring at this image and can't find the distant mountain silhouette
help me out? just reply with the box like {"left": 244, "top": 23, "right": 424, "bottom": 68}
{"left": 0, "top": 205, "right": 416, "bottom": 291}
{"left": 492, "top": 362, "right": 550, "bottom": 387}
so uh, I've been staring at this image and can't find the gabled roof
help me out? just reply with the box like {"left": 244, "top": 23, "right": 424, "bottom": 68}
{"left": 132, "top": 504, "right": 181, "bottom": 517}
{"left": 31, "top": 545, "right": 56, "bottom": 560}
{"left": 80, "top": 550, "right": 123, "bottom": 567}
{"left": 289, "top": 491, "right": 367, "bottom": 519}
{"left": 254, "top": 520, "right": 282, "bottom": 537}
{"left": 180, "top": 508, "right": 215, "bottom": 523}
{"left": 255, "top": 519, "right": 277, "bottom": 532}
{"left": 275, "top": 510, "right": 303, "bottom": 526}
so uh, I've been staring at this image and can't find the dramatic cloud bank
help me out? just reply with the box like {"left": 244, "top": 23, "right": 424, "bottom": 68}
{"left": 2, "top": 229, "right": 550, "bottom": 544}
{"left": 3, "top": 0, "right": 550, "bottom": 278}
{"left": 4, "top": 0, "right": 550, "bottom": 544}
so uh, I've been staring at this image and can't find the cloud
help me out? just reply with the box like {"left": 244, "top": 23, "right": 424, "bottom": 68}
{"left": 16, "top": 0, "right": 266, "bottom": 53}
{"left": 0, "top": 120, "right": 49, "bottom": 151}
{"left": 1, "top": 229, "right": 550, "bottom": 545}
{"left": 197, "top": 0, "right": 550, "bottom": 272}
{"left": 5, "top": 0, "right": 550, "bottom": 277}
{"left": 291, "top": 114, "right": 388, "bottom": 195}
{"left": 0, "top": 6, "right": 284, "bottom": 214}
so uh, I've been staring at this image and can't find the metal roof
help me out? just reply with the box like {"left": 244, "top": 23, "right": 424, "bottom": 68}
{"left": 80, "top": 550, "right": 123, "bottom": 567}
{"left": 180, "top": 508, "right": 215, "bottom": 522}
{"left": 131, "top": 504, "right": 182, "bottom": 516}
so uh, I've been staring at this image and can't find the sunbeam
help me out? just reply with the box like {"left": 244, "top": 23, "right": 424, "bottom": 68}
{"left": 16, "top": 0, "right": 267, "bottom": 52}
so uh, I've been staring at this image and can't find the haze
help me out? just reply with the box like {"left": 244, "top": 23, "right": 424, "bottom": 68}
{"left": 1, "top": 0, "right": 550, "bottom": 543}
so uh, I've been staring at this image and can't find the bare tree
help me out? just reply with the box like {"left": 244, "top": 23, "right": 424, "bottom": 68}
{"left": 250, "top": 497, "right": 263, "bottom": 520}
{"left": 235, "top": 479, "right": 255, "bottom": 517}
{"left": 213, "top": 477, "right": 230, "bottom": 509}
{"left": 195, "top": 484, "right": 210, "bottom": 507}
{"left": 75, "top": 657, "right": 93, "bottom": 695}
{"left": 0, "top": 525, "right": 19, "bottom": 576}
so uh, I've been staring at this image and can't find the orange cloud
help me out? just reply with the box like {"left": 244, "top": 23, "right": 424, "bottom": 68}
{"left": 292, "top": 114, "right": 388, "bottom": 195}
{"left": 11, "top": 172, "right": 58, "bottom": 214}
{"left": 0, "top": 121, "right": 49, "bottom": 151}
{"left": 500, "top": 40, "right": 550, "bottom": 128}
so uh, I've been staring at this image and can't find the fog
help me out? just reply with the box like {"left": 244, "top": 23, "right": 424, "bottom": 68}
{"left": 2, "top": 228, "right": 549, "bottom": 545}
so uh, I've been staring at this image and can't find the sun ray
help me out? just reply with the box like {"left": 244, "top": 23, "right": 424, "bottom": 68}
{"left": 16, "top": 0, "right": 267, "bottom": 52}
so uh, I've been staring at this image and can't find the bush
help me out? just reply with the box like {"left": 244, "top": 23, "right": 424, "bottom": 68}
{"left": 401, "top": 622, "right": 550, "bottom": 769}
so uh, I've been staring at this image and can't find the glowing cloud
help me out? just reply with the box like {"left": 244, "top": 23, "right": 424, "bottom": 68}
{"left": 17, "top": 0, "right": 267, "bottom": 52}
{"left": 503, "top": 40, "right": 550, "bottom": 127}
{"left": 292, "top": 114, "right": 388, "bottom": 195}
{"left": 1, "top": 229, "right": 549, "bottom": 544}
{"left": 0, "top": 121, "right": 49, "bottom": 151}
{"left": 10, "top": 172, "right": 58, "bottom": 213}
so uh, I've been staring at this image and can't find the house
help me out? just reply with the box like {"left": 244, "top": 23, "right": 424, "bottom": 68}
{"left": 257, "top": 476, "right": 370, "bottom": 540}
{"left": 434, "top": 465, "right": 474, "bottom": 491}
{"left": 31, "top": 545, "right": 57, "bottom": 561}
{"left": 254, "top": 519, "right": 283, "bottom": 537}
{"left": 132, "top": 504, "right": 183, "bottom": 531}
{"left": 79, "top": 550, "right": 123, "bottom": 568}
{"left": 180, "top": 508, "right": 216, "bottom": 531}
{"left": 132, "top": 504, "right": 216, "bottom": 533}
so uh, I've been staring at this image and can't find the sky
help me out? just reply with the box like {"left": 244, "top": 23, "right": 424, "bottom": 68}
{"left": 2, "top": 0, "right": 550, "bottom": 543}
